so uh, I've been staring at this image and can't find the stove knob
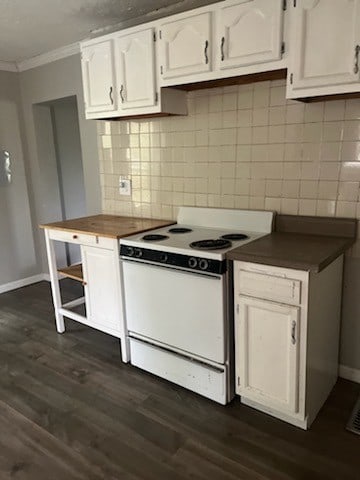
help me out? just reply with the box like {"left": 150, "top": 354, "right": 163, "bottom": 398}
{"left": 134, "top": 248, "right": 143, "bottom": 258}
{"left": 199, "top": 259, "right": 209, "bottom": 271}
{"left": 188, "top": 257, "right": 198, "bottom": 268}
{"left": 160, "top": 253, "right": 168, "bottom": 263}
{"left": 126, "top": 246, "right": 134, "bottom": 257}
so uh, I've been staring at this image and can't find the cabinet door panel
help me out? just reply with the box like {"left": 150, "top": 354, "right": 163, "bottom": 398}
{"left": 82, "top": 245, "right": 121, "bottom": 330}
{"left": 160, "top": 12, "right": 212, "bottom": 79}
{"left": 236, "top": 296, "right": 300, "bottom": 414}
{"left": 116, "top": 28, "right": 156, "bottom": 110}
{"left": 292, "top": 0, "right": 360, "bottom": 89}
{"left": 219, "top": 0, "right": 283, "bottom": 69}
{"left": 81, "top": 40, "right": 116, "bottom": 114}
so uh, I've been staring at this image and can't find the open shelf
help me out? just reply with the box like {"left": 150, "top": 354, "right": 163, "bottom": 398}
{"left": 58, "top": 264, "right": 84, "bottom": 283}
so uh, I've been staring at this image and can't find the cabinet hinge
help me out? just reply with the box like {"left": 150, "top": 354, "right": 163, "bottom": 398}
{"left": 283, "top": 0, "right": 287, "bottom": 10}
{"left": 159, "top": 30, "right": 162, "bottom": 40}
{"left": 236, "top": 304, "right": 239, "bottom": 315}
{"left": 153, "top": 32, "right": 156, "bottom": 42}
{"left": 237, "top": 376, "right": 240, "bottom": 387}
{"left": 160, "top": 65, "right": 163, "bottom": 75}
{"left": 290, "top": 73, "right": 293, "bottom": 84}
{"left": 155, "top": 92, "right": 159, "bottom": 103}
{"left": 281, "top": 42, "right": 285, "bottom": 55}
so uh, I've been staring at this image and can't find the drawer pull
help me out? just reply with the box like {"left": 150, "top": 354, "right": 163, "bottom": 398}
{"left": 354, "top": 45, "right": 360, "bottom": 74}
{"left": 291, "top": 320, "right": 297, "bottom": 345}
{"left": 220, "top": 36, "right": 225, "bottom": 61}
{"left": 204, "top": 40, "right": 209, "bottom": 64}
{"left": 73, "top": 235, "right": 78, "bottom": 239}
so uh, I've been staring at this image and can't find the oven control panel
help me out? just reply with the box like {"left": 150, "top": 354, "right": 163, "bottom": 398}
{"left": 120, "top": 246, "right": 227, "bottom": 274}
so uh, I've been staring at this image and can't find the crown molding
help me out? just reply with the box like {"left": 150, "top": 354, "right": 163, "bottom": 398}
{"left": 0, "top": 61, "right": 18, "bottom": 72}
{"left": 17, "top": 42, "right": 80, "bottom": 72}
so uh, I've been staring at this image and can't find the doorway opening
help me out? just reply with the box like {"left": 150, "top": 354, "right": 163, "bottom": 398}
{"left": 33, "top": 96, "right": 86, "bottom": 267}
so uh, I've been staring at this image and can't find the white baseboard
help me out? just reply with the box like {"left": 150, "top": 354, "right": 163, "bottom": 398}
{"left": 339, "top": 365, "right": 360, "bottom": 384}
{"left": 0, "top": 274, "right": 47, "bottom": 294}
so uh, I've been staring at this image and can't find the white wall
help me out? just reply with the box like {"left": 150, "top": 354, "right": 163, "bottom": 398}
{"left": 19, "top": 54, "right": 101, "bottom": 273}
{"left": 51, "top": 97, "right": 86, "bottom": 223}
{"left": 0, "top": 71, "right": 37, "bottom": 286}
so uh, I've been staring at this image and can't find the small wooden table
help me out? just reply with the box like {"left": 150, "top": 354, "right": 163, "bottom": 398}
{"left": 40, "top": 215, "right": 175, "bottom": 362}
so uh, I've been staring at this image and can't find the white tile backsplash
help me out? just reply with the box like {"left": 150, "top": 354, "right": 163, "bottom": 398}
{"left": 97, "top": 81, "right": 360, "bottom": 257}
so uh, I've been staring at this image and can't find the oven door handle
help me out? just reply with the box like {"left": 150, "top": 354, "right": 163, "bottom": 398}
{"left": 121, "top": 258, "right": 222, "bottom": 280}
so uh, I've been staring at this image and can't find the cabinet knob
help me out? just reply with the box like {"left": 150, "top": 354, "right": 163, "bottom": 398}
{"left": 73, "top": 235, "right": 78, "bottom": 239}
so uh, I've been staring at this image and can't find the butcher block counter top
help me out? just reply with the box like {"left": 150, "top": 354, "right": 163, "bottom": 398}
{"left": 40, "top": 214, "right": 175, "bottom": 239}
{"left": 227, "top": 215, "right": 357, "bottom": 273}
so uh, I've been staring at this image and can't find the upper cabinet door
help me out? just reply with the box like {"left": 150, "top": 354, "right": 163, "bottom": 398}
{"left": 159, "top": 12, "right": 212, "bottom": 80}
{"left": 218, "top": 0, "right": 284, "bottom": 70}
{"left": 292, "top": 0, "right": 360, "bottom": 90}
{"left": 236, "top": 295, "right": 300, "bottom": 415}
{"left": 81, "top": 40, "right": 117, "bottom": 114}
{"left": 115, "top": 28, "right": 157, "bottom": 110}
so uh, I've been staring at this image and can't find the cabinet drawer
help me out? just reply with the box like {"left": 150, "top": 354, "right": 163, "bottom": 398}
{"left": 238, "top": 269, "right": 301, "bottom": 305}
{"left": 129, "top": 337, "right": 227, "bottom": 404}
{"left": 48, "top": 229, "right": 96, "bottom": 245}
{"left": 48, "top": 229, "right": 115, "bottom": 249}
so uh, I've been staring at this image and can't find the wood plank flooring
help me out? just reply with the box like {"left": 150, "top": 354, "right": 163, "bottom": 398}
{"left": 0, "top": 280, "right": 359, "bottom": 480}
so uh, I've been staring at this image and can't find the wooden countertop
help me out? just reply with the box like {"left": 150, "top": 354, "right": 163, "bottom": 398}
{"left": 40, "top": 214, "right": 175, "bottom": 239}
{"left": 227, "top": 215, "right": 357, "bottom": 273}
{"left": 227, "top": 232, "right": 355, "bottom": 272}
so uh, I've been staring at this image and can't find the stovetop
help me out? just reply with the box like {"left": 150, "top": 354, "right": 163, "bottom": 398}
{"left": 120, "top": 224, "right": 266, "bottom": 260}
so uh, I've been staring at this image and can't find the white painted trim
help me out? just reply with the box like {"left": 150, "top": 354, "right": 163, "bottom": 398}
{"left": 0, "top": 274, "right": 46, "bottom": 294}
{"left": 0, "top": 61, "right": 18, "bottom": 72}
{"left": 339, "top": 365, "right": 360, "bottom": 384}
{"left": 17, "top": 42, "right": 80, "bottom": 72}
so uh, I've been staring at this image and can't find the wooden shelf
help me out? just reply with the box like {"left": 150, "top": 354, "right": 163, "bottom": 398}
{"left": 58, "top": 264, "right": 84, "bottom": 283}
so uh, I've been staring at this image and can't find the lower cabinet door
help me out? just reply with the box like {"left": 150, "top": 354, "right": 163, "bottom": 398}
{"left": 81, "top": 245, "right": 121, "bottom": 333}
{"left": 235, "top": 295, "right": 300, "bottom": 414}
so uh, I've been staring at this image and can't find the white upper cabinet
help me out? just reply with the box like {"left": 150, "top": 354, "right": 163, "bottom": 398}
{"left": 290, "top": 0, "right": 360, "bottom": 95}
{"left": 236, "top": 295, "right": 300, "bottom": 415}
{"left": 218, "top": 0, "right": 284, "bottom": 70}
{"left": 115, "top": 28, "right": 157, "bottom": 110}
{"left": 159, "top": 11, "right": 212, "bottom": 81}
{"left": 81, "top": 39, "right": 117, "bottom": 114}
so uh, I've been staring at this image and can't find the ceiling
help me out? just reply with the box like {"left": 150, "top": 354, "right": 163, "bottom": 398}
{"left": 0, "top": 0, "right": 216, "bottom": 63}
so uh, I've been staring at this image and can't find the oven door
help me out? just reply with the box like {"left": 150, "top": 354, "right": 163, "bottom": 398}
{"left": 122, "top": 259, "right": 227, "bottom": 364}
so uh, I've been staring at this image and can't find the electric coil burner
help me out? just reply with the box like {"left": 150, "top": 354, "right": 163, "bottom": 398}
{"left": 221, "top": 233, "right": 249, "bottom": 241}
{"left": 168, "top": 227, "right": 193, "bottom": 234}
{"left": 142, "top": 234, "right": 169, "bottom": 241}
{"left": 190, "top": 239, "right": 232, "bottom": 250}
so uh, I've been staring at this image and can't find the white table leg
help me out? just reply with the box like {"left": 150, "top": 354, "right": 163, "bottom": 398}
{"left": 120, "top": 337, "right": 130, "bottom": 363}
{"left": 44, "top": 230, "right": 65, "bottom": 333}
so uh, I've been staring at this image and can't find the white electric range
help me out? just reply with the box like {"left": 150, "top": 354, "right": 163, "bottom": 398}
{"left": 120, "top": 207, "right": 274, "bottom": 404}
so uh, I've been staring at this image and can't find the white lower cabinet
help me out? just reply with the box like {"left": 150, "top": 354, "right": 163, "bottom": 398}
{"left": 44, "top": 227, "right": 129, "bottom": 363}
{"left": 234, "top": 258, "right": 344, "bottom": 429}
{"left": 236, "top": 296, "right": 300, "bottom": 414}
{"left": 81, "top": 245, "right": 123, "bottom": 335}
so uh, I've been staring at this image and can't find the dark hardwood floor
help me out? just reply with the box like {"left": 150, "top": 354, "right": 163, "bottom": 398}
{"left": 0, "top": 280, "right": 359, "bottom": 480}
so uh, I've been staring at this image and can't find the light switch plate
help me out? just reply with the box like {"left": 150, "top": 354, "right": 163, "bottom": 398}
{"left": 119, "top": 177, "right": 131, "bottom": 196}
